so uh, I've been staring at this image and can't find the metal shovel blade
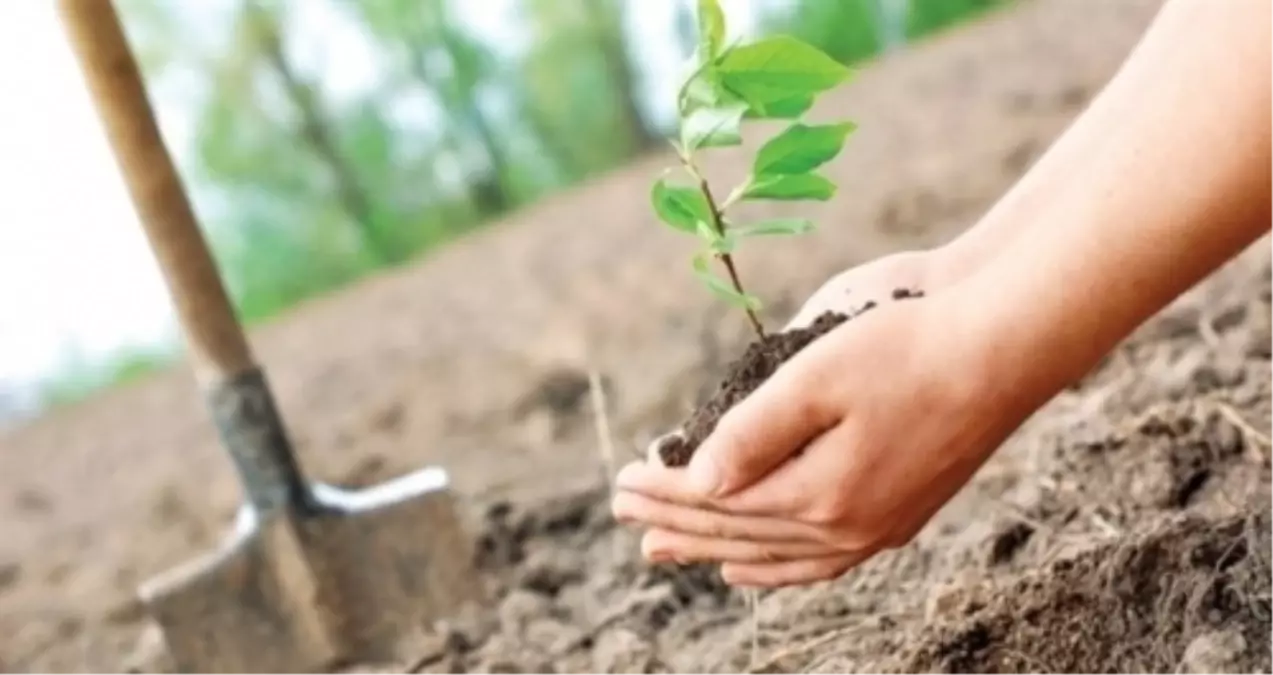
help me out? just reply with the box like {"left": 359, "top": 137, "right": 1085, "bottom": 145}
{"left": 138, "top": 467, "right": 484, "bottom": 673}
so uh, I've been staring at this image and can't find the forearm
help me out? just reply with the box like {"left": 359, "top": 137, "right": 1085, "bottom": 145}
{"left": 962, "top": 0, "right": 1270, "bottom": 407}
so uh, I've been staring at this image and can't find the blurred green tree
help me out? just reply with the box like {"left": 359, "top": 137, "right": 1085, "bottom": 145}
{"left": 345, "top": 0, "right": 518, "bottom": 216}
{"left": 68, "top": 0, "right": 1007, "bottom": 406}
{"left": 905, "top": 0, "right": 1008, "bottom": 39}
{"left": 761, "top": 0, "right": 884, "bottom": 66}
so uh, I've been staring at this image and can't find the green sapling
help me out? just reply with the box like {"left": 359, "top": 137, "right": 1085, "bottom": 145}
{"left": 651, "top": 0, "right": 856, "bottom": 339}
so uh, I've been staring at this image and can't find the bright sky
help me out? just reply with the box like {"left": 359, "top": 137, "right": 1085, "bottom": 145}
{"left": 0, "top": 0, "right": 758, "bottom": 407}
{"left": 0, "top": 2, "right": 177, "bottom": 393}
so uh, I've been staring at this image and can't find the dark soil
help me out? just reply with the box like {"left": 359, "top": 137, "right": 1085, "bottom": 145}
{"left": 657, "top": 289, "right": 923, "bottom": 468}
{"left": 894, "top": 511, "right": 1272, "bottom": 674}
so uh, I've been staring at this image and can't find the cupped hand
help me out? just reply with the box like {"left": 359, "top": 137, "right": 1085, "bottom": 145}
{"left": 643, "top": 248, "right": 950, "bottom": 467}
{"left": 612, "top": 280, "right": 1039, "bottom": 588}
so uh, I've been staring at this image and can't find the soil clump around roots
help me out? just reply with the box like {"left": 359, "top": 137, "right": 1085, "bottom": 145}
{"left": 656, "top": 289, "right": 923, "bottom": 468}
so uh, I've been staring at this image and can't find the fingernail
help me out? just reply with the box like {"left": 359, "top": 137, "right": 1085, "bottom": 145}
{"left": 647, "top": 549, "right": 671, "bottom": 564}
{"left": 610, "top": 495, "right": 630, "bottom": 522}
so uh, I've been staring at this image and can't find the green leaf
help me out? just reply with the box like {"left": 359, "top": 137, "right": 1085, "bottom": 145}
{"left": 732, "top": 218, "right": 815, "bottom": 237}
{"left": 696, "top": 0, "right": 726, "bottom": 60}
{"left": 754, "top": 122, "right": 856, "bottom": 175}
{"left": 743, "top": 173, "right": 836, "bottom": 201}
{"left": 717, "top": 35, "right": 852, "bottom": 107}
{"left": 678, "top": 39, "right": 748, "bottom": 115}
{"left": 692, "top": 253, "right": 762, "bottom": 310}
{"left": 743, "top": 94, "right": 815, "bottom": 120}
{"left": 652, "top": 179, "right": 712, "bottom": 233}
{"left": 681, "top": 68, "right": 721, "bottom": 111}
{"left": 680, "top": 102, "right": 747, "bottom": 151}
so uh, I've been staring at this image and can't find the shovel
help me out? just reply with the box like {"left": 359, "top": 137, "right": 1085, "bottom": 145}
{"left": 56, "top": 1, "right": 485, "bottom": 671}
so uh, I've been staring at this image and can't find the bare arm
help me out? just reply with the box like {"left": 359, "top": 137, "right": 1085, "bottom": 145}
{"left": 613, "top": 0, "right": 1272, "bottom": 589}
{"left": 963, "top": 0, "right": 1271, "bottom": 413}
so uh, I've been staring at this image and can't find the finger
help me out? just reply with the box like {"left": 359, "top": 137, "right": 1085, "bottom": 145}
{"left": 716, "top": 424, "right": 854, "bottom": 518}
{"left": 641, "top": 528, "right": 837, "bottom": 564}
{"left": 615, "top": 460, "right": 713, "bottom": 508}
{"left": 611, "top": 489, "right": 818, "bottom": 542}
{"left": 720, "top": 549, "right": 877, "bottom": 589}
{"left": 686, "top": 348, "right": 841, "bottom": 499}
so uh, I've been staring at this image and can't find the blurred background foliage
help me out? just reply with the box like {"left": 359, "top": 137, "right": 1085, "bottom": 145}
{"left": 41, "top": 0, "right": 1008, "bottom": 406}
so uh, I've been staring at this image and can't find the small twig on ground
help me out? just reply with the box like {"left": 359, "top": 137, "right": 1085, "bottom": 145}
{"left": 1087, "top": 508, "right": 1122, "bottom": 538}
{"left": 1197, "top": 312, "right": 1223, "bottom": 351}
{"left": 588, "top": 367, "right": 630, "bottom": 562}
{"left": 1129, "top": 398, "right": 1271, "bottom": 463}
{"left": 405, "top": 651, "right": 445, "bottom": 674}
{"left": 746, "top": 588, "right": 760, "bottom": 670}
{"left": 759, "top": 623, "right": 873, "bottom": 673}
{"left": 1243, "top": 511, "right": 1270, "bottom": 579}
{"left": 1206, "top": 399, "right": 1271, "bottom": 462}
{"left": 992, "top": 498, "right": 1054, "bottom": 534}
{"left": 588, "top": 368, "right": 617, "bottom": 494}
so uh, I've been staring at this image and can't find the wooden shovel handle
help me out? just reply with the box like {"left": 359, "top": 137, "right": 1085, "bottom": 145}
{"left": 56, "top": 0, "right": 253, "bottom": 381}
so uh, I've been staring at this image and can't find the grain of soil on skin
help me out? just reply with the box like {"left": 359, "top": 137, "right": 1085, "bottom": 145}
{"left": 3, "top": 0, "right": 1269, "bottom": 672}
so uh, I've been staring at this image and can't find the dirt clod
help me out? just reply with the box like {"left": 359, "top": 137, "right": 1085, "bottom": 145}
{"left": 657, "top": 311, "right": 850, "bottom": 467}
{"left": 656, "top": 284, "right": 934, "bottom": 468}
{"left": 986, "top": 521, "right": 1034, "bottom": 566}
{"left": 896, "top": 512, "right": 1272, "bottom": 674}
{"left": 1180, "top": 629, "right": 1251, "bottom": 674}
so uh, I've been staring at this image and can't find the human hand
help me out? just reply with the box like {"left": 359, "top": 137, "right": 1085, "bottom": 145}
{"left": 613, "top": 282, "right": 1042, "bottom": 588}
{"left": 642, "top": 248, "right": 952, "bottom": 466}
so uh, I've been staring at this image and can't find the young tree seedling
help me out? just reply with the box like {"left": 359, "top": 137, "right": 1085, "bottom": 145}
{"left": 649, "top": 3, "right": 858, "bottom": 667}
{"left": 651, "top": 0, "right": 856, "bottom": 340}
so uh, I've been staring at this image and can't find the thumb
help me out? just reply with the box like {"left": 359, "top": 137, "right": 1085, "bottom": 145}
{"left": 686, "top": 354, "right": 837, "bottom": 498}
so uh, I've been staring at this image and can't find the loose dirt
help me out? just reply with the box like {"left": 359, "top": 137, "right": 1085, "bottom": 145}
{"left": 3, "top": 0, "right": 1268, "bottom": 672}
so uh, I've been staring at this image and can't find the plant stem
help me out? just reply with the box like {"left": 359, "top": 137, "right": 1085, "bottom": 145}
{"left": 681, "top": 155, "right": 766, "bottom": 339}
